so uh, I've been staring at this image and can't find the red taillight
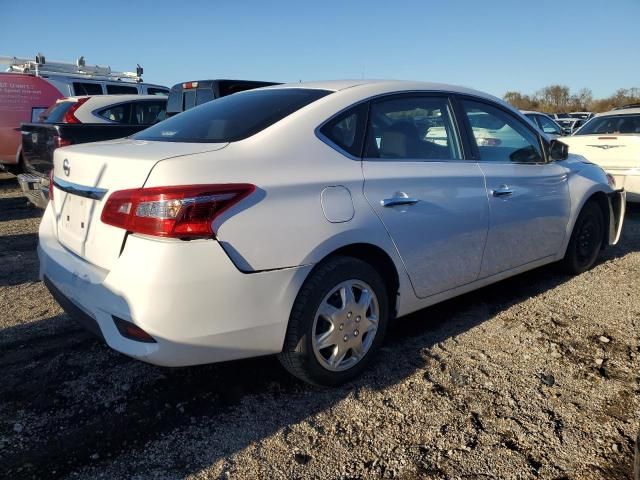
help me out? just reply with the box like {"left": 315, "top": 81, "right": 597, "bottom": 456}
{"left": 53, "top": 135, "right": 72, "bottom": 149}
{"left": 182, "top": 81, "right": 199, "bottom": 89}
{"left": 48, "top": 169, "right": 54, "bottom": 203}
{"left": 101, "top": 184, "right": 255, "bottom": 238}
{"left": 112, "top": 316, "right": 156, "bottom": 343}
{"left": 62, "top": 97, "right": 90, "bottom": 124}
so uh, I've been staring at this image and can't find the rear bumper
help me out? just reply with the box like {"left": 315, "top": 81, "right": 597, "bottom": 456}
{"left": 38, "top": 205, "right": 312, "bottom": 366}
{"left": 607, "top": 189, "right": 626, "bottom": 246}
{"left": 17, "top": 173, "right": 49, "bottom": 208}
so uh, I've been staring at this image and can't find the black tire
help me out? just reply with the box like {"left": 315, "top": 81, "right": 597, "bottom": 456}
{"left": 278, "top": 256, "right": 389, "bottom": 386}
{"left": 562, "top": 200, "right": 605, "bottom": 274}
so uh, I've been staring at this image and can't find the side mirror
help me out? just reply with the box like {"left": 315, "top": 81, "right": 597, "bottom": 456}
{"left": 562, "top": 127, "right": 572, "bottom": 135}
{"left": 549, "top": 139, "right": 569, "bottom": 161}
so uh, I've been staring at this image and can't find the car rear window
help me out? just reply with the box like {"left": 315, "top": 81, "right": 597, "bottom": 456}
{"left": 575, "top": 114, "right": 640, "bottom": 135}
{"left": 40, "top": 101, "right": 76, "bottom": 123}
{"left": 134, "top": 88, "right": 331, "bottom": 143}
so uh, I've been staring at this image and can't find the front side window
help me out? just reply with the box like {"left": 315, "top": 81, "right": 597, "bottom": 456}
{"left": 73, "top": 82, "right": 103, "bottom": 96}
{"left": 364, "top": 96, "right": 461, "bottom": 160}
{"left": 462, "top": 100, "right": 543, "bottom": 163}
{"left": 574, "top": 114, "right": 640, "bottom": 135}
{"left": 98, "top": 103, "right": 131, "bottom": 123}
{"left": 319, "top": 103, "right": 367, "bottom": 157}
{"left": 134, "top": 88, "right": 331, "bottom": 143}
{"left": 106, "top": 84, "right": 139, "bottom": 94}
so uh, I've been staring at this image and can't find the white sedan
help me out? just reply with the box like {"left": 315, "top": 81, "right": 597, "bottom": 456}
{"left": 560, "top": 108, "right": 640, "bottom": 201}
{"left": 40, "top": 94, "right": 167, "bottom": 124}
{"left": 39, "top": 80, "right": 625, "bottom": 385}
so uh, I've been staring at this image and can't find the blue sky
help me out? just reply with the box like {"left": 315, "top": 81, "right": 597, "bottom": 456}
{"left": 1, "top": 0, "right": 638, "bottom": 99}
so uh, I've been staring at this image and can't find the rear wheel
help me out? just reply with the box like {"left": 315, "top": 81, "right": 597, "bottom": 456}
{"left": 562, "top": 200, "right": 605, "bottom": 274}
{"left": 278, "top": 256, "right": 389, "bottom": 386}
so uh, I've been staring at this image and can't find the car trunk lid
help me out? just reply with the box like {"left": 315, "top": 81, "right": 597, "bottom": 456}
{"left": 51, "top": 138, "right": 228, "bottom": 270}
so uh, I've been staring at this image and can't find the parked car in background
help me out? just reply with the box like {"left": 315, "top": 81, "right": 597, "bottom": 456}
{"left": 552, "top": 113, "right": 571, "bottom": 120}
{"left": 570, "top": 111, "right": 594, "bottom": 120}
{"left": 613, "top": 103, "right": 640, "bottom": 111}
{"left": 19, "top": 95, "right": 167, "bottom": 207}
{"left": 0, "top": 54, "right": 168, "bottom": 173}
{"left": 166, "top": 79, "right": 280, "bottom": 117}
{"left": 39, "top": 80, "right": 625, "bottom": 386}
{"left": 521, "top": 111, "right": 564, "bottom": 137}
{"left": 556, "top": 117, "right": 586, "bottom": 134}
{"left": 559, "top": 108, "right": 640, "bottom": 201}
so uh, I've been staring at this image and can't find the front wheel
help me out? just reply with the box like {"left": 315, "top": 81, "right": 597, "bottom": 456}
{"left": 278, "top": 256, "right": 389, "bottom": 386}
{"left": 562, "top": 200, "right": 605, "bottom": 274}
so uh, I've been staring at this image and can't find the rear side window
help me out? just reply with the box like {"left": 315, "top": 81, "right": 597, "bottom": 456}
{"left": 40, "top": 101, "right": 76, "bottom": 123}
{"left": 106, "top": 84, "right": 139, "bottom": 94}
{"left": 134, "top": 88, "right": 331, "bottom": 143}
{"left": 98, "top": 103, "right": 132, "bottom": 123}
{"left": 319, "top": 103, "right": 367, "bottom": 157}
{"left": 364, "top": 95, "right": 461, "bottom": 160}
{"left": 73, "top": 82, "right": 103, "bottom": 95}
{"left": 132, "top": 101, "right": 166, "bottom": 125}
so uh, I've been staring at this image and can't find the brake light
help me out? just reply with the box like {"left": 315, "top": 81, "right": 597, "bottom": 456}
{"left": 62, "top": 97, "right": 90, "bottom": 124}
{"left": 48, "top": 169, "right": 54, "bottom": 203}
{"left": 101, "top": 184, "right": 255, "bottom": 238}
{"left": 53, "top": 135, "right": 72, "bottom": 149}
{"left": 182, "top": 81, "right": 199, "bottom": 89}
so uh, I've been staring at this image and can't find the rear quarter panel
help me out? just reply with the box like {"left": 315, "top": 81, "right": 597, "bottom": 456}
{"left": 143, "top": 125, "right": 415, "bottom": 312}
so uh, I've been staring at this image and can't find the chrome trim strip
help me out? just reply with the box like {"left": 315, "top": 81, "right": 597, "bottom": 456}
{"left": 52, "top": 176, "right": 108, "bottom": 200}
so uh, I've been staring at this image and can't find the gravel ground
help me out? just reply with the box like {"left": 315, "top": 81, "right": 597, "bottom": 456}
{"left": 0, "top": 171, "right": 638, "bottom": 479}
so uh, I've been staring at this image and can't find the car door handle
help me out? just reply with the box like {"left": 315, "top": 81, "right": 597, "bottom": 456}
{"left": 381, "top": 192, "right": 420, "bottom": 207}
{"left": 492, "top": 185, "right": 513, "bottom": 197}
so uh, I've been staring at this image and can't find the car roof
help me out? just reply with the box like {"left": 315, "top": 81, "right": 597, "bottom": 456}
{"left": 261, "top": 79, "right": 504, "bottom": 102}
{"left": 520, "top": 110, "right": 552, "bottom": 116}
{"left": 597, "top": 107, "right": 640, "bottom": 117}
{"left": 60, "top": 94, "right": 166, "bottom": 102}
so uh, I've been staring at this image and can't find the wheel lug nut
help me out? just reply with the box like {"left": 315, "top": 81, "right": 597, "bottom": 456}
{"left": 356, "top": 316, "right": 361, "bottom": 322}
{"left": 339, "top": 324, "right": 344, "bottom": 330}
{"left": 354, "top": 330, "right": 359, "bottom": 336}
{"left": 343, "top": 335, "right": 348, "bottom": 342}
{"left": 347, "top": 312, "right": 352, "bottom": 318}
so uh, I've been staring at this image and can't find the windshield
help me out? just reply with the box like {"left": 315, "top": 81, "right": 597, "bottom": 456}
{"left": 39, "top": 101, "right": 76, "bottom": 123}
{"left": 574, "top": 114, "right": 640, "bottom": 135}
{"left": 134, "top": 88, "right": 331, "bottom": 143}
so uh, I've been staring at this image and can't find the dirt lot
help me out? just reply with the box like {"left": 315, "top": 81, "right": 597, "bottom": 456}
{"left": 0, "top": 172, "right": 638, "bottom": 480}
